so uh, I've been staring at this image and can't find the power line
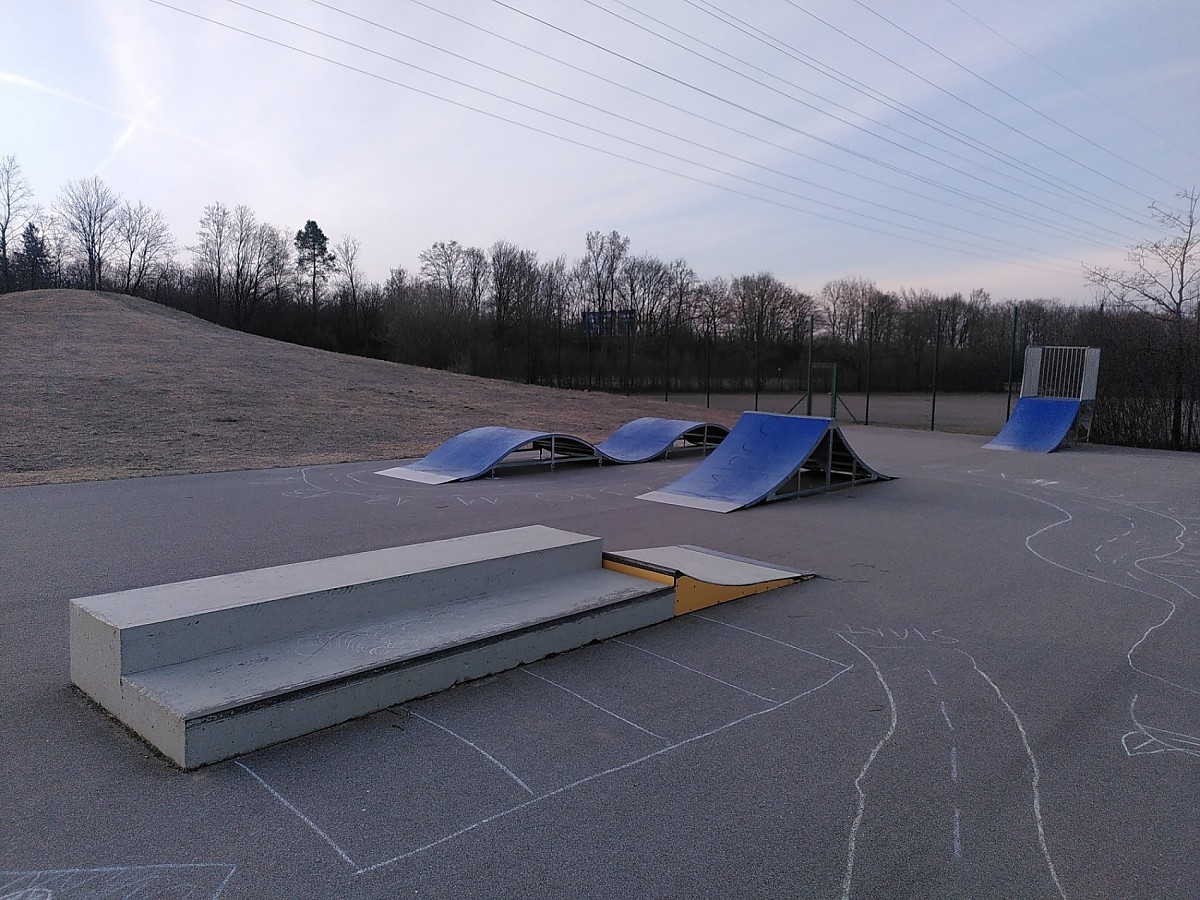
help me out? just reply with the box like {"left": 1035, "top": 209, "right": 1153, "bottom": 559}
{"left": 310, "top": 0, "right": 1118, "bottom": 253}
{"left": 941, "top": 0, "right": 1200, "bottom": 167}
{"left": 406, "top": 0, "right": 1133, "bottom": 247}
{"left": 685, "top": 0, "right": 1145, "bottom": 238}
{"left": 849, "top": 0, "right": 1183, "bottom": 192}
{"left": 141, "top": 0, "right": 1081, "bottom": 275}
{"left": 776, "top": 0, "right": 1158, "bottom": 216}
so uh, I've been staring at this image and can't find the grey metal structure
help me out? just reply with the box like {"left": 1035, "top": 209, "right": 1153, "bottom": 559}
{"left": 1018, "top": 346, "right": 1101, "bottom": 444}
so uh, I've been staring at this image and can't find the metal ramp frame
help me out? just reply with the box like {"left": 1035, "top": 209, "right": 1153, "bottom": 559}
{"left": 986, "top": 346, "right": 1101, "bottom": 452}
{"left": 638, "top": 412, "right": 891, "bottom": 513}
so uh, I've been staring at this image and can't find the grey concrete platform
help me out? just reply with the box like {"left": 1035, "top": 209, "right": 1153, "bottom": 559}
{"left": 70, "top": 526, "right": 674, "bottom": 768}
{"left": 3, "top": 424, "right": 1199, "bottom": 899}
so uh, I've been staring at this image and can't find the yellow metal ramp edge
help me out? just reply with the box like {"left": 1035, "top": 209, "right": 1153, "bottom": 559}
{"left": 602, "top": 545, "right": 814, "bottom": 615}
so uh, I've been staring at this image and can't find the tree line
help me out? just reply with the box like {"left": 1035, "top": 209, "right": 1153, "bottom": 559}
{"left": 1, "top": 154, "right": 1196, "bottom": 450}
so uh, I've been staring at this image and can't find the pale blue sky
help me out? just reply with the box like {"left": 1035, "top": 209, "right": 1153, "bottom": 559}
{"left": 3, "top": 0, "right": 1197, "bottom": 300}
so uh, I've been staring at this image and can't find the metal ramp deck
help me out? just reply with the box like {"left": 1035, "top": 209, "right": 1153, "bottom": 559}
{"left": 984, "top": 397, "right": 1088, "bottom": 452}
{"left": 594, "top": 417, "right": 728, "bottom": 464}
{"left": 638, "top": 412, "right": 890, "bottom": 513}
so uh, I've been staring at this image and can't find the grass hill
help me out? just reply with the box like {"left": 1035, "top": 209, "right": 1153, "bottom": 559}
{"left": 0, "top": 290, "right": 735, "bottom": 487}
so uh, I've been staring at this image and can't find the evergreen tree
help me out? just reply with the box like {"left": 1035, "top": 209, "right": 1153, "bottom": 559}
{"left": 294, "top": 220, "right": 336, "bottom": 309}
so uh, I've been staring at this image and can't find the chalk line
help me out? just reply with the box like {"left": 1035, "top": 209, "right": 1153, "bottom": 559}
{"left": 836, "top": 634, "right": 898, "bottom": 900}
{"left": 406, "top": 709, "right": 534, "bottom": 795}
{"left": 927, "top": 668, "right": 939, "bottom": 686}
{"left": 522, "top": 668, "right": 665, "bottom": 741}
{"left": 940, "top": 700, "right": 954, "bottom": 732}
{"left": 953, "top": 807, "right": 962, "bottom": 859}
{"left": 950, "top": 744, "right": 958, "bottom": 783}
{"left": 690, "top": 613, "right": 853, "bottom": 669}
{"left": 610, "top": 638, "right": 775, "bottom": 702}
{"left": 235, "top": 761, "right": 357, "bottom": 868}
{"left": 1121, "top": 694, "right": 1200, "bottom": 757}
{"left": 354, "top": 663, "right": 853, "bottom": 876}
{"left": 955, "top": 648, "right": 1067, "bottom": 899}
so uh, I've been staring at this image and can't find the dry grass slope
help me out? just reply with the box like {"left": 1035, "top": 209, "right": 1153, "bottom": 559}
{"left": 0, "top": 290, "right": 738, "bottom": 487}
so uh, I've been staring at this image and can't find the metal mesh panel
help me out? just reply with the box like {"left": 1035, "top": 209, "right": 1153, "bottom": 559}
{"left": 1021, "top": 346, "right": 1100, "bottom": 399}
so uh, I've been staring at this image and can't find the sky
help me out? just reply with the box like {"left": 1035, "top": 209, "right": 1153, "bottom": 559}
{"left": 3, "top": 0, "right": 1198, "bottom": 302}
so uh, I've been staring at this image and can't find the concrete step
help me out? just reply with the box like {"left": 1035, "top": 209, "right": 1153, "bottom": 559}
{"left": 69, "top": 526, "right": 674, "bottom": 768}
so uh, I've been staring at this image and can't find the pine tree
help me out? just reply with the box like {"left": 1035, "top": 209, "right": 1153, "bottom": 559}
{"left": 294, "top": 220, "right": 336, "bottom": 309}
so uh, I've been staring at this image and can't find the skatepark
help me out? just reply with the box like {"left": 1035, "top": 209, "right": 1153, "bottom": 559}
{"left": 3, "top": 391, "right": 1199, "bottom": 897}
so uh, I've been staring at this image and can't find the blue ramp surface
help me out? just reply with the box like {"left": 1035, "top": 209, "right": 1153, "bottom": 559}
{"left": 596, "top": 417, "right": 728, "bottom": 464}
{"left": 378, "top": 427, "right": 598, "bottom": 484}
{"left": 638, "top": 412, "right": 888, "bottom": 513}
{"left": 984, "top": 397, "right": 1082, "bottom": 453}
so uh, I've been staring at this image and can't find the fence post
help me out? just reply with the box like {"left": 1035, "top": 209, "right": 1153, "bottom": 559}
{"left": 806, "top": 315, "right": 814, "bottom": 416}
{"left": 1006, "top": 305, "right": 1018, "bottom": 420}
{"left": 931, "top": 309, "right": 942, "bottom": 432}
{"left": 865, "top": 311, "right": 874, "bottom": 426}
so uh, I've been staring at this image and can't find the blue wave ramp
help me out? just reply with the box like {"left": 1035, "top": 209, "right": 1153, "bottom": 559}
{"left": 377, "top": 426, "right": 599, "bottom": 484}
{"left": 984, "top": 397, "right": 1084, "bottom": 453}
{"left": 638, "top": 412, "right": 890, "bottom": 513}
{"left": 596, "top": 417, "right": 728, "bottom": 464}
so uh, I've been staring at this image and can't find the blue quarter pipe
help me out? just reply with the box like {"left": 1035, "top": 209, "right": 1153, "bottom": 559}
{"left": 638, "top": 412, "right": 889, "bottom": 513}
{"left": 984, "top": 397, "right": 1083, "bottom": 453}
{"left": 378, "top": 418, "right": 729, "bottom": 484}
{"left": 595, "top": 418, "right": 728, "bottom": 464}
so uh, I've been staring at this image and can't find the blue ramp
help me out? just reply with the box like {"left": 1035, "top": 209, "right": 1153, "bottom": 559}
{"left": 638, "top": 412, "right": 889, "bottom": 513}
{"left": 596, "top": 417, "right": 728, "bottom": 464}
{"left": 378, "top": 426, "right": 599, "bottom": 484}
{"left": 984, "top": 397, "right": 1083, "bottom": 453}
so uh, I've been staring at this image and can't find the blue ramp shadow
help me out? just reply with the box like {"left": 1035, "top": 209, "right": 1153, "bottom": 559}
{"left": 638, "top": 412, "right": 889, "bottom": 513}
{"left": 596, "top": 417, "right": 728, "bottom": 464}
{"left": 984, "top": 397, "right": 1084, "bottom": 453}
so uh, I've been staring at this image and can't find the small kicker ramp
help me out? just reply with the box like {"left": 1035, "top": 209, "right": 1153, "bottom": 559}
{"left": 638, "top": 411, "right": 890, "bottom": 513}
{"left": 984, "top": 397, "right": 1084, "bottom": 453}
{"left": 595, "top": 417, "right": 728, "bottom": 463}
{"left": 377, "top": 426, "right": 599, "bottom": 484}
{"left": 603, "top": 545, "right": 814, "bottom": 615}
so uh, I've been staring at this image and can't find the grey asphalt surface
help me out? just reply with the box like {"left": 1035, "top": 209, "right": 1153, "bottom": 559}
{"left": 2, "top": 426, "right": 1198, "bottom": 899}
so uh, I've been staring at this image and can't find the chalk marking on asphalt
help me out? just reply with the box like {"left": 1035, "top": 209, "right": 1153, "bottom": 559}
{"left": 953, "top": 807, "right": 962, "bottom": 859}
{"left": 1121, "top": 695, "right": 1200, "bottom": 757}
{"left": 0, "top": 864, "right": 238, "bottom": 899}
{"left": 1001, "top": 488, "right": 1199, "bottom": 698}
{"left": 927, "top": 668, "right": 938, "bottom": 686}
{"left": 235, "top": 761, "right": 358, "bottom": 868}
{"left": 610, "top": 638, "right": 775, "bottom": 702}
{"left": 690, "top": 614, "right": 854, "bottom": 669}
{"left": 950, "top": 744, "right": 958, "bottom": 783}
{"left": 521, "top": 668, "right": 665, "bottom": 741}
{"left": 405, "top": 709, "right": 534, "bottom": 796}
{"left": 835, "top": 634, "right": 897, "bottom": 900}
{"left": 954, "top": 648, "right": 1067, "bottom": 899}
{"left": 353, "top": 662, "right": 854, "bottom": 876}
{"left": 940, "top": 701, "right": 954, "bottom": 731}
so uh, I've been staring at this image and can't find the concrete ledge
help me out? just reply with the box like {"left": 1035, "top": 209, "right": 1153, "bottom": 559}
{"left": 70, "top": 526, "right": 672, "bottom": 768}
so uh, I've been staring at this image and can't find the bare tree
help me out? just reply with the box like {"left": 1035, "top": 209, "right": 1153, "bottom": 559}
{"left": 193, "top": 202, "right": 232, "bottom": 319}
{"left": 0, "top": 155, "right": 34, "bottom": 291}
{"left": 419, "top": 240, "right": 467, "bottom": 308}
{"left": 334, "top": 234, "right": 365, "bottom": 340}
{"left": 53, "top": 175, "right": 121, "bottom": 290}
{"left": 1086, "top": 188, "right": 1200, "bottom": 448}
{"left": 114, "top": 200, "right": 174, "bottom": 296}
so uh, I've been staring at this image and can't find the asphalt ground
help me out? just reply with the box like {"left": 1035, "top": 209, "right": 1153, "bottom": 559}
{"left": 2, "top": 426, "right": 1197, "bottom": 899}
